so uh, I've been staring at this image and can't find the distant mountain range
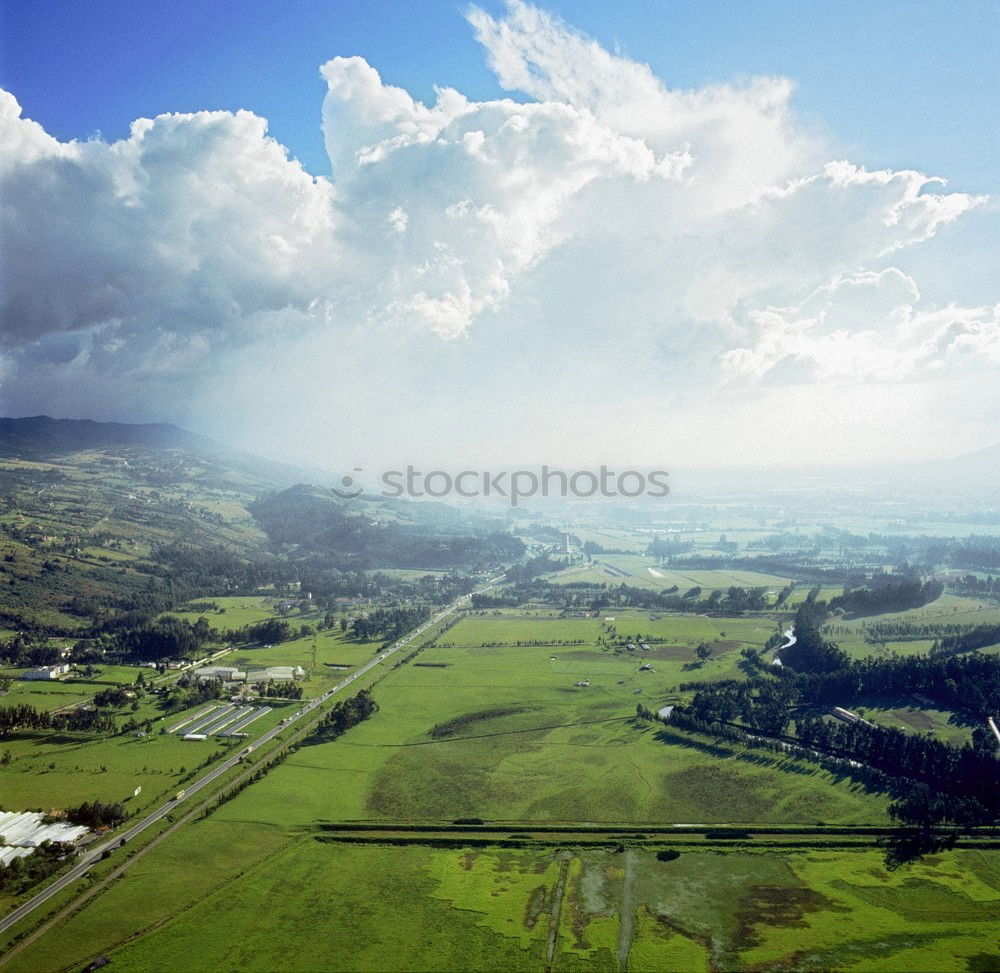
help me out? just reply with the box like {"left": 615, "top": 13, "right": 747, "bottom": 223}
{"left": 3, "top": 415, "right": 998, "bottom": 515}
{"left": 0, "top": 415, "right": 323, "bottom": 489}
{"left": 0, "top": 416, "right": 217, "bottom": 457}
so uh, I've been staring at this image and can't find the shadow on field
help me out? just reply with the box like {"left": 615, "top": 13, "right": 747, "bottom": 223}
{"left": 341, "top": 715, "right": 640, "bottom": 748}
{"left": 878, "top": 827, "right": 958, "bottom": 869}
{"left": 651, "top": 726, "right": 903, "bottom": 799}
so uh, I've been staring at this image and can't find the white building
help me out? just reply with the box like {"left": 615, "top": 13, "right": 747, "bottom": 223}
{"left": 19, "top": 663, "right": 71, "bottom": 681}
{"left": 195, "top": 666, "right": 244, "bottom": 682}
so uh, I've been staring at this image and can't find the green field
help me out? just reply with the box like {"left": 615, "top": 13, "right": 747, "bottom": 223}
{"left": 1, "top": 664, "right": 150, "bottom": 712}
{"left": 4, "top": 605, "right": 998, "bottom": 972}
{"left": 822, "top": 593, "right": 1000, "bottom": 660}
{"left": 785, "top": 584, "right": 844, "bottom": 606}
{"left": 8, "top": 833, "right": 998, "bottom": 973}
{"left": 451, "top": 609, "right": 777, "bottom": 651}
{"left": 163, "top": 596, "right": 282, "bottom": 633}
{"left": 0, "top": 696, "right": 291, "bottom": 818}
{"left": 861, "top": 701, "right": 975, "bottom": 746}
{"left": 549, "top": 556, "right": 795, "bottom": 595}
{"left": 203, "top": 613, "right": 885, "bottom": 828}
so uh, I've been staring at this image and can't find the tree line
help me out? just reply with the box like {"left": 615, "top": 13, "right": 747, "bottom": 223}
{"left": 0, "top": 703, "right": 116, "bottom": 737}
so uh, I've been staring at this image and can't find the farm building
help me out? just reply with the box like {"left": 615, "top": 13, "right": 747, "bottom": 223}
{"left": 831, "top": 706, "right": 876, "bottom": 728}
{"left": 195, "top": 666, "right": 245, "bottom": 682}
{"left": 196, "top": 665, "right": 304, "bottom": 685}
{"left": 0, "top": 810, "right": 88, "bottom": 864}
{"left": 19, "top": 663, "right": 71, "bottom": 681}
{"left": 245, "top": 665, "right": 304, "bottom": 684}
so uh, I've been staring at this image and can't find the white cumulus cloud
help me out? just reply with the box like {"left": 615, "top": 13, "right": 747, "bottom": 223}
{"left": 0, "top": 2, "right": 994, "bottom": 467}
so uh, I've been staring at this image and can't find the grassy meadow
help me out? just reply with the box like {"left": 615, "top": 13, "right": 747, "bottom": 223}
{"left": 202, "top": 611, "right": 885, "bottom": 827}
{"left": 4, "top": 600, "right": 998, "bottom": 972}
{"left": 548, "top": 556, "right": 796, "bottom": 595}
{"left": 8, "top": 833, "right": 998, "bottom": 973}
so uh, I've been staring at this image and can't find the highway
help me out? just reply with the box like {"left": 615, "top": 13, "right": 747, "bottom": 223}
{"left": 0, "top": 580, "right": 495, "bottom": 941}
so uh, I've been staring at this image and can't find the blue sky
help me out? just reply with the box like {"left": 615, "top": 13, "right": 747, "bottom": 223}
{"left": 3, "top": 0, "right": 997, "bottom": 189}
{"left": 1, "top": 1, "right": 998, "bottom": 468}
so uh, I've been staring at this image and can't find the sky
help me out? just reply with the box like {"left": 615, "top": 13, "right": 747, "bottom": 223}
{"left": 1, "top": 0, "right": 998, "bottom": 470}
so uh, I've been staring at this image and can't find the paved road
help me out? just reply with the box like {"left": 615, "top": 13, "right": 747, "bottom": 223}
{"left": 0, "top": 580, "right": 495, "bottom": 940}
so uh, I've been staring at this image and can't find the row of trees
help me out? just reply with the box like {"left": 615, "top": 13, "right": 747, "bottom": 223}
{"left": 829, "top": 578, "right": 943, "bottom": 616}
{"left": 676, "top": 607, "right": 1000, "bottom": 829}
{"left": 472, "top": 579, "right": 770, "bottom": 614}
{"left": 931, "top": 623, "right": 1000, "bottom": 658}
{"left": 0, "top": 703, "right": 116, "bottom": 736}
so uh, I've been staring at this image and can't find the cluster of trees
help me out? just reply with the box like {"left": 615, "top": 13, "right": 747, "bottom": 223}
{"left": 235, "top": 618, "right": 294, "bottom": 645}
{"left": 350, "top": 606, "right": 429, "bottom": 642}
{"left": 505, "top": 555, "right": 566, "bottom": 583}
{"left": 0, "top": 840, "right": 72, "bottom": 896}
{"left": 162, "top": 676, "right": 226, "bottom": 711}
{"left": 92, "top": 687, "right": 134, "bottom": 709}
{"left": 470, "top": 589, "right": 527, "bottom": 610}
{"left": 581, "top": 541, "right": 632, "bottom": 555}
{"left": 646, "top": 537, "right": 694, "bottom": 558}
{"left": 308, "top": 690, "right": 378, "bottom": 742}
{"left": 784, "top": 653, "right": 1000, "bottom": 717}
{"left": 0, "top": 703, "right": 116, "bottom": 736}
{"left": 947, "top": 573, "right": 1000, "bottom": 599}
{"left": 289, "top": 567, "right": 475, "bottom": 609}
{"left": 0, "top": 632, "right": 65, "bottom": 667}
{"left": 143, "top": 543, "right": 276, "bottom": 603}
{"left": 250, "top": 485, "right": 525, "bottom": 570}
{"left": 823, "top": 619, "right": 981, "bottom": 644}
{"left": 950, "top": 539, "right": 1000, "bottom": 572}
{"left": 65, "top": 799, "right": 127, "bottom": 828}
{"left": 259, "top": 681, "right": 303, "bottom": 699}
{"left": 106, "top": 613, "right": 215, "bottom": 661}
{"left": 778, "top": 610, "right": 850, "bottom": 674}
{"left": 830, "top": 577, "right": 943, "bottom": 617}
{"left": 683, "top": 678, "right": 800, "bottom": 736}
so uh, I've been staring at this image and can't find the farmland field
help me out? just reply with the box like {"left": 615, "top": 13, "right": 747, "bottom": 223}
{"left": 8, "top": 831, "right": 998, "bottom": 973}
{"left": 162, "top": 596, "right": 282, "bottom": 633}
{"left": 3, "top": 572, "right": 999, "bottom": 970}
{"left": 861, "top": 701, "right": 975, "bottom": 745}
{"left": 0, "top": 697, "right": 290, "bottom": 817}
{"left": 204, "top": 613, "right": 886, "bottom": 828}
{"left": 0, "top": 664, "right": 149, "bottom": 712}
{"left": 548, "top": 557, "right": 795, "bottom": 594}
{"left": 822, "top": 593, "right": 1000, "bottom": 660}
